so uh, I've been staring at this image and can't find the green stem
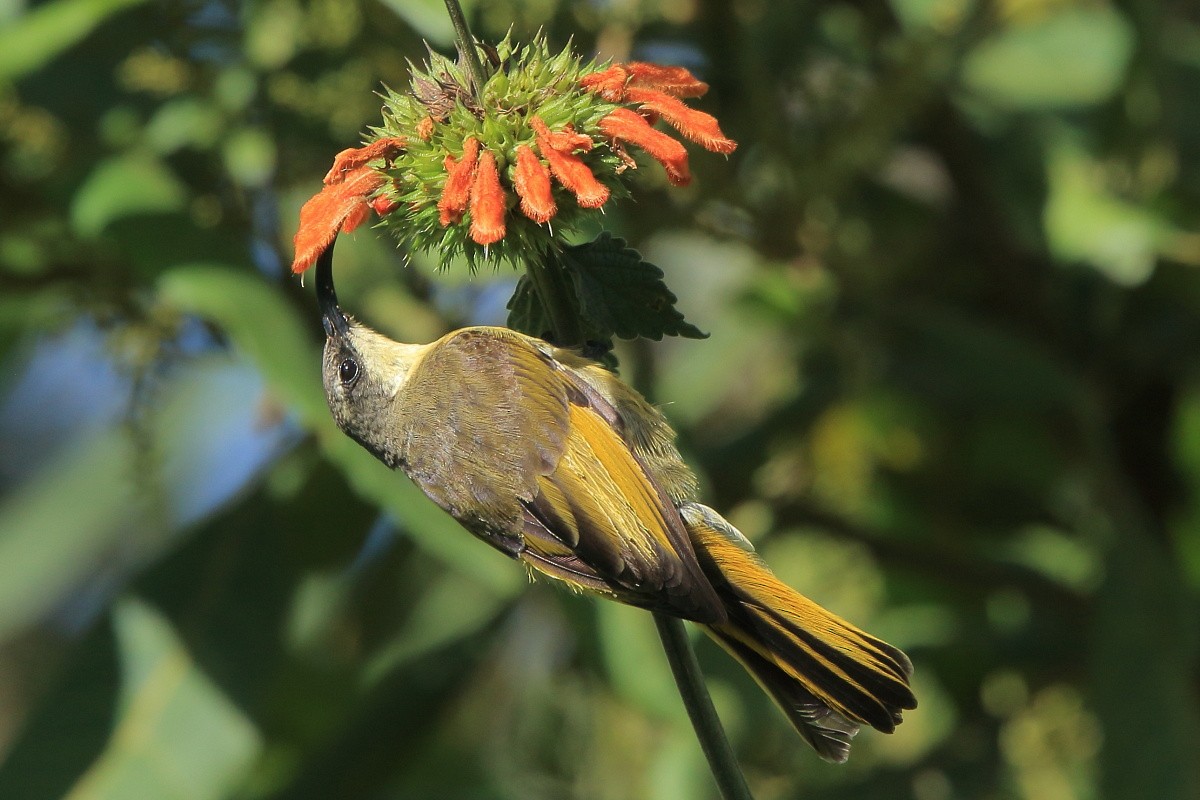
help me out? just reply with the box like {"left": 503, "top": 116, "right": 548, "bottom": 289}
{"left": 654, "top": 614, "right": 755, "bottom": 800}
{"left": 525, "top": 247, "right": 583, "bottom": 347}
{"left": 441, "top": 0, "right": 488, "bottom": 98}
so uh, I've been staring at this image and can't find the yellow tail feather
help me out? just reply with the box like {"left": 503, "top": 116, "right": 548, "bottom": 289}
{"left": 679, "top": 503, "right": 916, "bottom": 762}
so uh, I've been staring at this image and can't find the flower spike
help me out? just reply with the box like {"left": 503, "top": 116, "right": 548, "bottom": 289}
{"left": 291, "top": 34, "right": 737, "bottom": 271}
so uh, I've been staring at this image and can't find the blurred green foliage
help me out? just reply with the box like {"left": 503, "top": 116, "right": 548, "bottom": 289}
{"left": 2, "top": 0, "right": 1199, "bottom": 798}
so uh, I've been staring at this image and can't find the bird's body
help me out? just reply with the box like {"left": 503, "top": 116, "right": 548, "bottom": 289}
{"left": 317, "top": 250, "right": 915, "bottom": 762}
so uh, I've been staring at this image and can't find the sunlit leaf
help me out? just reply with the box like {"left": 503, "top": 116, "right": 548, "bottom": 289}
{"left": 963, "top": 8, "right": 1134, "bottom": 109}
{"left": 1044, "top": 138, "right": 1169, "bottom": 286}
{"left": 71, "top": 154, "right": 187, "bottom": 237}
{"left": 145, "top": 98, "right": 223, "bottom": 154}
{"left": 0, "top": 0, "right": 151, "bottom": 80}
{"left": 561, "top": 233, "right": 707, "bottom": 343}
{"left": 63, "top": 598, "right": 261, "bottom": 800}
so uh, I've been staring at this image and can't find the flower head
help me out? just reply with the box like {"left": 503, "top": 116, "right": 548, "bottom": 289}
{"left": 291, "top": 35, "right": 737, "bottom": 273}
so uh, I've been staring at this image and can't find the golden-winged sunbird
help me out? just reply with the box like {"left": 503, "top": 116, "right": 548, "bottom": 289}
{"left": 314, "top": 242, "right": 915, "bottom": 761}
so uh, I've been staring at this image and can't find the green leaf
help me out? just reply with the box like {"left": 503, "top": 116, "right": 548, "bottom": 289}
{"left": 963, "top": 8, "right": 1135, "bottom": 110}
{"left": 559, "top": 233, "right": 707, "bottom": 343}
{"left": 0, "top": 426, "right": 138, "bottom": 642}
{"left": 1044, "top": 137, "right": 1170, "bottom": 286}
{"left": 71, "top": 154, "right": 187, "bottom": 237}
{"left": 505, "top": 274, "right": 555, "bottom": 341}
{"left": 145, "top": 98, "right": 223, "bottom": 154}
{"left": 0, "top": 0, "right": 151, "bottom": 80}
{"left": 63, "top": 598, "right": 261, "bottom": 800}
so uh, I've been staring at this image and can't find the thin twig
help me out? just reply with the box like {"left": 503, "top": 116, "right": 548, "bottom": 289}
{"left": 654, "top": 614, "right": 755, "bottom": 800}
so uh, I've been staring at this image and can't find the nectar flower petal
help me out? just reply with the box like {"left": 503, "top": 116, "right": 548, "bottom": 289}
{"left": 599, "top": 108, "right": 691, "bottom": 186}
{"left": 323, "top": 137, "right": 406, "bottom": 185}
{"left": 532, "top": 117, "right": 610, "bottom": 208}
{"left": 625, "top": 87, "right": 737, "bottom": 154}
{"left": 529, "top": 116, "right": 594, "bottom": 155}
{"left": 543, "top": 123, "right": 593, "bottom": 153}
{"left": 580, "top": 64, "right": 630, "bottom": 102}
{"left": 513, "top": 145, "right": 556, "bottom": 223}
{"left": 292, "top": 166, "right": 386, "bottom": 273}
{"left": 469, "top": 150, "right": 506, "bottom": 245}
{"left": 626, "top": 62, "right": 708, "bottom": 98}
{"left": 438, "top": 137, "right": 480, "bottom": 226}
{"left": 416, "top": 116, "right": 435, "bottom": 140}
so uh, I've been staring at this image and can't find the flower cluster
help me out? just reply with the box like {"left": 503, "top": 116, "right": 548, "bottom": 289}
{"left": 292, "top": 36, "right": 737, "bottom": 273}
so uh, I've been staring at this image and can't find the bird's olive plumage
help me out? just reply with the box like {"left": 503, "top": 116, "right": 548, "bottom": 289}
{"left": 315, "top": 242, "right": 915, "bottom": 761}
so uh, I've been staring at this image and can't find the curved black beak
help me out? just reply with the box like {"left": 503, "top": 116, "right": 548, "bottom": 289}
{"left": 315, "top": 239, "right": 349, "bottom": 338}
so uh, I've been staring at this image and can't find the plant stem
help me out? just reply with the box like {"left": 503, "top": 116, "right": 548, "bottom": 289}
{"left": 442, "top": 0, "right": 488, "bottom": 98}
{"left": 654, "top": 614, "right": 755, "bottom": 800}
{"left": 525, "top": 247, "right": 583, "bottom": 346}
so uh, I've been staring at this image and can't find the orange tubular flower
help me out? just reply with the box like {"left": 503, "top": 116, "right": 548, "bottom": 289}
{"left": 578, "top": 64, "right": 629, "bottom": 102}
{"left": 323, "top": 137, "right": 407, "bottom": 185}
{"left": 438, "top": 137, "right": 480, "bottom": 225}
{"left": 626, "top": 62, "right": 709, "bottom": 98}
{"left": 531, "top": 117, "right": 610, "bottom": 208}
{"left": 542, "top": 123, "right": 593, "bottom": 153}
{"left": 624, "top": 87, "right": 737, "bottom": 155}
{"left": 469, "top": 150, "right": 506, "bottom": 245}
{"left": 599, "top": 108, "right": 691, "bottom": 186}
{"left": 512, "top": 145, "right": 556, "bottom": 223}
{"left": 292, "top": 167, "right": 388, "bottom": 273}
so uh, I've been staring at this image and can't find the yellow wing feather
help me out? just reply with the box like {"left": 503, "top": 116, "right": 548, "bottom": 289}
{"left": 521, "top": 403, "right": 725, "bottom": 622}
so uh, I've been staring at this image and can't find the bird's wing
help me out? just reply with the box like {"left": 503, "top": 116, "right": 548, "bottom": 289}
{"left": 396, "top": 327, "right": 571, "bottom": 555}
{"left": 398, "top": 327, "right": 724, "bottom": 622}
{"left": 522, "top": 400, "right": 725, "bottom": 622}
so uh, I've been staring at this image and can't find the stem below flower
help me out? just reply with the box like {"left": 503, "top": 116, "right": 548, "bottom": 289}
{"left": 442, "top": 0, "right": 488, "bottom": 100}
{"left": 526, "top": 248, "right": 583, "bottom": 347}
{"left": 654, "top": 614, "right": 755, "bottom": 800}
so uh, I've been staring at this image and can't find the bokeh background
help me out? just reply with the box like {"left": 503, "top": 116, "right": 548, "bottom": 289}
{"left": 3, "top": 0, "right": 1200, "bottom": 798}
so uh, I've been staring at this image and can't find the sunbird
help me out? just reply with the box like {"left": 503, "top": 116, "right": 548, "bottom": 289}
{"left": 314, "top": 241, "right": 915, "bottom": 761}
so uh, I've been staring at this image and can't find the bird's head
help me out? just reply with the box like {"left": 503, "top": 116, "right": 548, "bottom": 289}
{"left": 316, "top": 240, "right": 425, "bottom": 468}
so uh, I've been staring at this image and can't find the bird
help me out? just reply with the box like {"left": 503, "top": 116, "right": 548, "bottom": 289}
{"left": 313, "top": 240, "right": 916, "bottom": 762}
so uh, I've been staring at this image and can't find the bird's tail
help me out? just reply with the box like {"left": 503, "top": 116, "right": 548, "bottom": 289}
{"left": 679, "top": 502, "right": 916, "bottom": 763}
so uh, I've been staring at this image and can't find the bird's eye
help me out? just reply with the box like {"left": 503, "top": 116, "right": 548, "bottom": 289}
{"left": 338, "top": 357, "right": 359, "bottom": 386}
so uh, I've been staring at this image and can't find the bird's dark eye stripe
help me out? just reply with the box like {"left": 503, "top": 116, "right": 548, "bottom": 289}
{"left": 339, "top": 357, "right": 359, "bottom": 385}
